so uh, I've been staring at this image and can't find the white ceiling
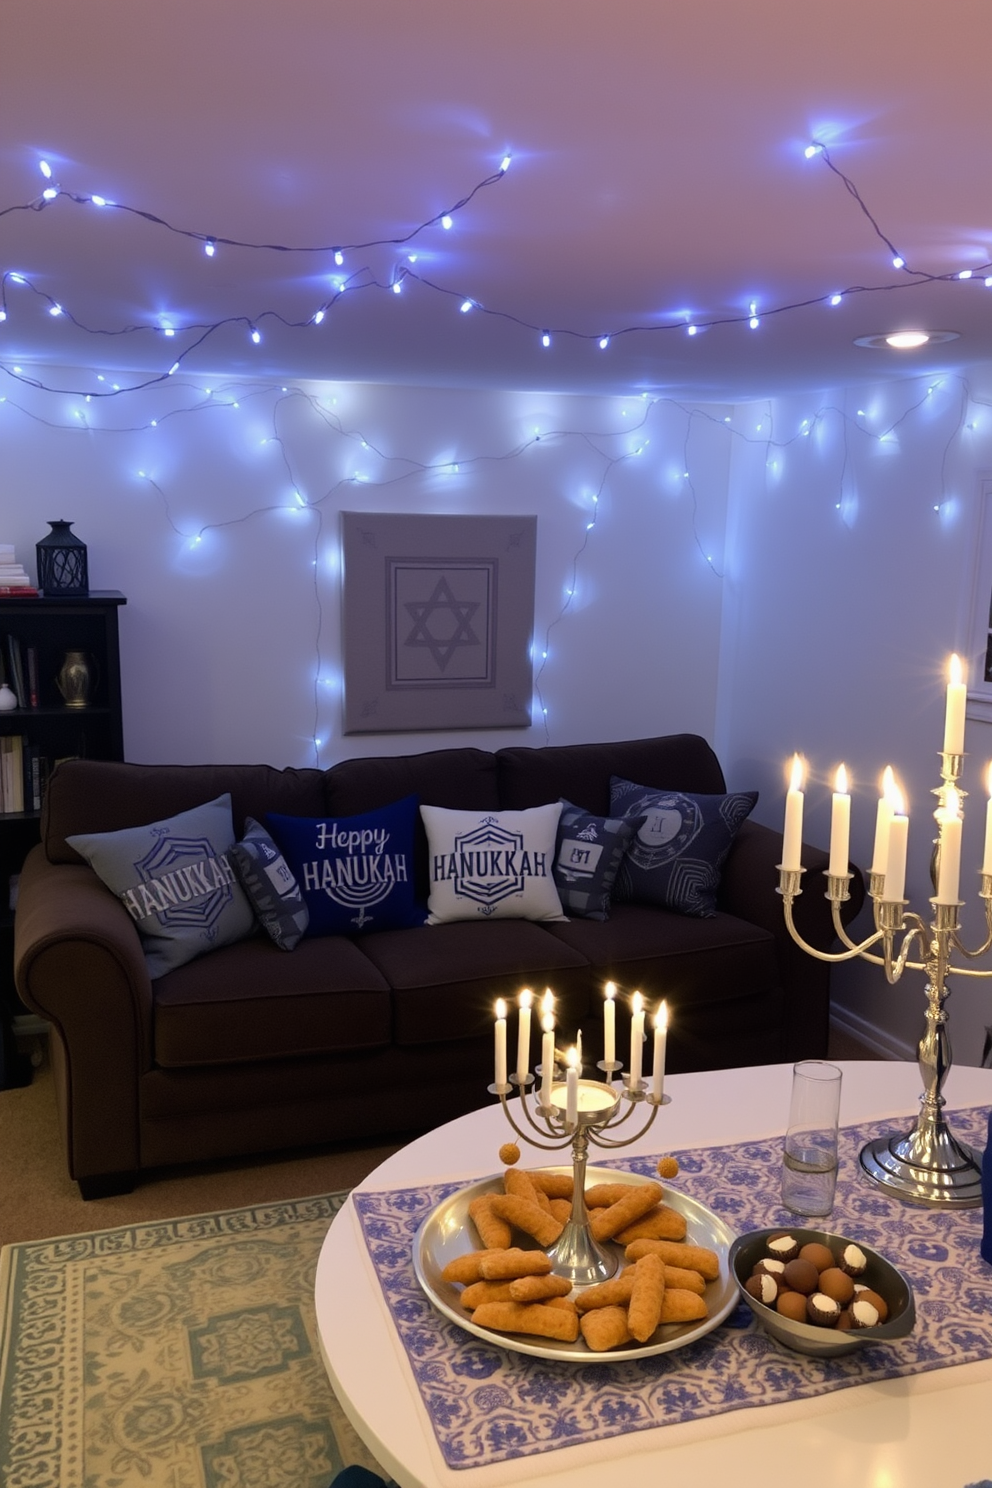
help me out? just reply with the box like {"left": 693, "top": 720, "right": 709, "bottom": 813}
{"left": 2, "top": 0, "right": 991, "bottom": 402}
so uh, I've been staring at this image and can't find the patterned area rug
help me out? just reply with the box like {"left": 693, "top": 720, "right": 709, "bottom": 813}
{"left": 0, "top": 1192, "right": 389, "bottom": 1488}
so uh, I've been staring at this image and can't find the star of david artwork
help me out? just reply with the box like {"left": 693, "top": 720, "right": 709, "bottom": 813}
{"left": 341, "top": 512, "right": 535, "bottom": 733}
{"left": 389, "top": 560, "right": 495, "bottom": 686}
{"left": 402, "top": 576, "right": 481, "bottom": 673}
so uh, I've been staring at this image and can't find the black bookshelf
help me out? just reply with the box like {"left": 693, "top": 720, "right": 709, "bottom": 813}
{"left": 0, "top": 592, "right": 126, "bottom": 1083}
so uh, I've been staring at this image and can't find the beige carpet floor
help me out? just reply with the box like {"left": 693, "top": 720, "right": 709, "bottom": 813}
{"left": 0, "top": 1048, "right": 408, "bottom": 1252}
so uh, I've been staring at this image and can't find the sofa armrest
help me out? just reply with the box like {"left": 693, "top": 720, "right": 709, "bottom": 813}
{"left": 14, "top": 843, "right": 154, "bottom": 1183}
{"left": 718, "top": 819, "right": 865, "bottom": 1060}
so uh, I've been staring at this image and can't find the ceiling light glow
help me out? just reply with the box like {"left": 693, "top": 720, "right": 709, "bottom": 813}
{"left": 885, "top": 330, "right": 930, "bottom": 349}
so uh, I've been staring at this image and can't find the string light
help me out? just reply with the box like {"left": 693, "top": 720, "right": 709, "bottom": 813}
{"left": 1, "top": 145, "right": 988, "bottom": 401}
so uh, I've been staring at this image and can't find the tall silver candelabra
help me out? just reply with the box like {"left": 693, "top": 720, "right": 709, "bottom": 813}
{"left": 489, "top": 1058, "right": 668, "bottom": 1284}
{"left": 780, "top": 746, "right": 988, "bottom": 1208}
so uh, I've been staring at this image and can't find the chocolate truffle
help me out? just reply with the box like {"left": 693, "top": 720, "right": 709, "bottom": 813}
{"left": 746, "top": 1273, "right": 779, "bottom": 1306}
{"left": 848, "top": 1298, "right": 880, "bottom": 1329}
{"left": 754, "top": 1257, "right": 786, "bottom": 1280}
{"left": 766, "top": 1233, "right": 800, "bottom": 1262}
{"left": 781, "top": 1257, "right": 819, "bottom": 1295}
{"left": 817, "top": 1266, "right": 855, "bottom": 1306}
{"left": 799, "top": 1241, "right": 835, "bottom": 1274}
{"left": 776, "top": 1290, "right": 808, "bottom": 1323}
{"left": 837, "top": 1242, "right": 867, "bottom": 1277}
{"left": 854, "top": 1286, "right": 888, "bottom": 1323}
{"left": 807, "top": 1292, "right": 842, "bottom": 1327}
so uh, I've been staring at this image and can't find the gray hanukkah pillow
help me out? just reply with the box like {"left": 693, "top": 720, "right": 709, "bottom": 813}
{"left": 229, "top": 816, "right": 309, "bottom": 951}
{"left": 66, "top": 794, "right": 256, "bottom": 977}
{"left": 552, "top": 800, "right": 645, "bottom": 920}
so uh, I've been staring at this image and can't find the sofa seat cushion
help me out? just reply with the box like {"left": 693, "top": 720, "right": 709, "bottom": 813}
{"left": 542, "top": 905, "right": 784, "bottom": 1070}
{"left": 541, "top": 903, "right": 779, "bottom": 1005}
{"left": 152, "top": 935, "right": 391, "bottom": 1068}
{"left": 357, "top": 920, "right": 591, "bottom": 1046}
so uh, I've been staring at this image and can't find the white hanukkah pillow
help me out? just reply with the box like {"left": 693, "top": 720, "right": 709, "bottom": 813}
{"left": 420, "top": 803, "right": 567, "bottom": 924}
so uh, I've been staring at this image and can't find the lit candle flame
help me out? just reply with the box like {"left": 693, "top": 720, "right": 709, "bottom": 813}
{"left": 655, "top": 999, "right": 669, "bottom": 1031}
{"left": 881, "top": 764, "right": 895, "bottom": 796}
{"left": 605, "top": 981, "right": 616, "bottom": 1001}
{"left": 950, "top": 653, "right": 964, "bottom": 686}
{"left": 566, "top": 1046, "right": 579, "bottom": 1070}
{"left": 631, "top": 990, "right": 643, "bottom": 1014}
{"left": 541, "top": 1012, "right": 555, "bottom": 1034}
{"left": 788, "top": 753, "right": 804, "bottom": 792}
{"left": 518, "top": 988, "right": 533, "bottom": 1009}
{"left": 541, "top": 989, "right": 554, "bottom": 1017}
{"left": 835, "top": 763, "right": 848, "bottom": 794}
{"left": 891, "top": 786, "right": 906, "bottom": 816}
{"left": 495, "top": 998, "right": 506, "bottom": 1019}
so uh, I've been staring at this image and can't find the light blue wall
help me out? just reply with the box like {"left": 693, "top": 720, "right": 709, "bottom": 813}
{"left": 717, "top": 368, "right": 992, "bottom": 1066}
{"left": 0, "top": 371, "right": 732, "bottom": 767}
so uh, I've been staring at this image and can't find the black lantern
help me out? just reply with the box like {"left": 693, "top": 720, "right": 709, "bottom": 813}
{"left": 36, "top": 520, "right": 89, "bottom": 596}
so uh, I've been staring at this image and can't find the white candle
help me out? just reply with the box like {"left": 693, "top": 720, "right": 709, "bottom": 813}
{"left": 652, "top": 1000, "right": 668, "bottom": 1103}
{"left": 943, "top": 653, "right": 967, "bottom": 755}
{"left": 983, "top": 764, "right": 992, "bottom": 876}
{"left": 494, "top": 999, "right": 507, "bottom": 1087}
{"left": 781, "top": 754, "right": 805, "bottom": 871}
{"left": 871, "top": 766, "right": 896, "bottom": 875}
{"left": 629, "top": 991, "right": 645, "bottom": 1087}
{"left": 885, "top": 789, "right": 909, "bottom": 902}
{"left": 828, "top": 763, "right": 851, "bottom": 877}
{"left": 603, "top": 981, "right": 616, "bottom": 1064}
{"left": 516, "top": 989, "right": 533, "bottom": 1083}
{"left": 566, "top": 1047, "right": 579, "bottom": 1125}
{"left": 540, "top": 1012, "right": 556, "bottom": 1106}
{"left": 935, "top": 786, "right": 963, "bottom": 905}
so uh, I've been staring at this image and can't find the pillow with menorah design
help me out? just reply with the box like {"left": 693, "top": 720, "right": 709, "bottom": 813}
{"left": 552, "top": 800, "right": 645, "bottom": 921}
{"left": 610, "top": 777, "right": 758, "bottom": 918}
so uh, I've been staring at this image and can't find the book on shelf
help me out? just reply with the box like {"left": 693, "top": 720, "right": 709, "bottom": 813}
{"left": 25, "top": 646, "right": 39, "bottom": 708}
{"left": 5, "top": 635, "right": 26, "bottom": 708}
{"left": 0, "top": 734, "right": 25, "bottom": 813}
{"left": 0, "top": 586, "right": 39, "bottom": 596}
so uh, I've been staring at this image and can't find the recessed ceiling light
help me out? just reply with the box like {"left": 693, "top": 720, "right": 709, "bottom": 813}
{"left": 854, "top": 330, "right": 960, "bottom": 351}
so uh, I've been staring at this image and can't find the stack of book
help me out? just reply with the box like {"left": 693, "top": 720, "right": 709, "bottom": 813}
{"left": 0, "top": 545, "right": 38, "bottom": 596}
{"left": 0, "top": 735, "right": 46, "bottom": 813}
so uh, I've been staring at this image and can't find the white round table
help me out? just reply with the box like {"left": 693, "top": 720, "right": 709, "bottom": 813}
{"left": 315, "top": 1060, "right": 992, "bottom": 1488}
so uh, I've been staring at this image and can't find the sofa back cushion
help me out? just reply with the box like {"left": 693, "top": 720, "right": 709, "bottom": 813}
{"left": 497, "top": 735, "right": 727, "bottom": 814}
{"left": 43, "top": 760, "right": 327, "bottom": 865}
{"left": 325, "top": 747, "right": 500, "bottom": 900}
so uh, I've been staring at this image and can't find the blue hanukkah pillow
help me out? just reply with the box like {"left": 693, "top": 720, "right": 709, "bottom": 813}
{"left": 229, "top": 817, "right": 309, "bottom": 951}
{"left": 266, "top": 795, "right": 425, "bottom": 937}
{"left": 66, "top": 794, "right": 256, "bottom": 977}
{"left": 552, "top": 800, "right": 645, "bottom": 921}
{"left": 610, "top": 777, "right": 758, "bottom": 918}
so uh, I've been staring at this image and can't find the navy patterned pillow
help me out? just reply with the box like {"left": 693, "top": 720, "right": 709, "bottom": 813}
{"left": 229, "top": 817, "right": 309, "bottom": 951}
{"left": 266, "top": 795, "right": 426, "bottom": 937}
{"left": 610, "top": 777, "right": 758, "bottom": 918}
{"left": 552, "top": 800, "right": 644, "bottom": 921}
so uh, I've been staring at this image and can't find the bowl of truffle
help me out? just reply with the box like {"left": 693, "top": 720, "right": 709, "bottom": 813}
{"left": 728, "top": 1227, "right": 916, "bottom": 1358}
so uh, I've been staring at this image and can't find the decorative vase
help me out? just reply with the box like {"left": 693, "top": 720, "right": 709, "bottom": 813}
{"left": 36, "top": 520, "right": 89, "bottom": 596}
{"left": 56, "top": 651, "right": 94, "bottom": 709}
{"left": 0, "top": 683, "right": 17, "bottom": 711}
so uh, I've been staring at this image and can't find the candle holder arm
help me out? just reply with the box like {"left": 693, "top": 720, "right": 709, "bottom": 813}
{"left": 585, "top": 1099, "right": 660, "bottom": 1148}
{"left": 491, "top": 1089, "right": 573, "bottom": 1152}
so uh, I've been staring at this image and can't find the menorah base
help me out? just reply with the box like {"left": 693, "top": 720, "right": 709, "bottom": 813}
{"left": 547, "top": 1219, "right": 619, "bottom": 1286}
{"left": 859, "top": 1119, "right": 983, "bottom": 1207}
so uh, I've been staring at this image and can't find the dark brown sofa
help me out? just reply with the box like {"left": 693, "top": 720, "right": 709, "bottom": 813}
{"left": 14, "top": 734, "right": 862, "bottom": 1197}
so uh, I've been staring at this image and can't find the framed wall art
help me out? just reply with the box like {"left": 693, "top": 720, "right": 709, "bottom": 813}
{"left": 341, "top": 512, "right": 536, "bottom": 733}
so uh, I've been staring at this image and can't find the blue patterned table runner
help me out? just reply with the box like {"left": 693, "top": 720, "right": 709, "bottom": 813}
{"left": 354, "top": 1107, "right": 992, "bottom": 1470}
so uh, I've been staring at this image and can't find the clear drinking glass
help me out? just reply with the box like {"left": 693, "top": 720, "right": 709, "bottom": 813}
{"left": 781, "top": 1059, "right": 842, "bottom": 1217}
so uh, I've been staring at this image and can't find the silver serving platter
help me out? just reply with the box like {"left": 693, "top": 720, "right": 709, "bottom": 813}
{"left": 413, "top": 1164, "right": 738, "bottom": 1362}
